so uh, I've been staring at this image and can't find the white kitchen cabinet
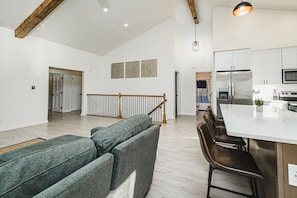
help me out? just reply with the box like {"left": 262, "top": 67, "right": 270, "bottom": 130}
{"left": 215, "top": 49, "right": 251, "bottom": 71}
{"left": 282, "top": 47, "right": 297, "bottom": 69}
{"left": 252, "top": 48, "right": 282, "bottom": 84}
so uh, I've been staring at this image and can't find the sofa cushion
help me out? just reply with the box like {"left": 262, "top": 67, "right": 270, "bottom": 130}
{"left": 90, "top": 126, "right": 106, "bottom": 136}
{"left": 0, "top": 135, "right": 97, "bottom": 198}
{"left": 91, "top": 114, "right": 152, "bottom": 156}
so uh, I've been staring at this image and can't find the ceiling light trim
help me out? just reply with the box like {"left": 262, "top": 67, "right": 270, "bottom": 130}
{"left": 97, "top": 0, "right": 109, "bottom": 12}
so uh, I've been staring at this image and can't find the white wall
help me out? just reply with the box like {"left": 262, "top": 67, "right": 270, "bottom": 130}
{"left": 0, "top": 26, "right": 103, "bottom": 131}
{"left": 101, "top": 18, "right": 176, "bottom": 119}
{"left": 175, "top": 0, "right": 214, "bottom": 115}
{"left": 99, "top": 14, "right": 214, "bottom": 118}
{"left": 213, "top": 7, "right": 297, "bottom": 51}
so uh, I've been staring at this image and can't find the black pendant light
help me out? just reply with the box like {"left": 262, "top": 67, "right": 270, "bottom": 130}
{"left": 233, "top": 1, "right": 253, "bottom": 16}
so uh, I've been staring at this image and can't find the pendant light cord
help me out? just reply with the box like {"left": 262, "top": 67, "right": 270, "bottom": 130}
{"left": 194, "top": 24, "right": 197, "bottom": 41}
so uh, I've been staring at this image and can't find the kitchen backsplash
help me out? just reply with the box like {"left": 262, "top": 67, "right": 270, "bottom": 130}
{"left": 253, "top": 84, "right": 297, "bottom": 101}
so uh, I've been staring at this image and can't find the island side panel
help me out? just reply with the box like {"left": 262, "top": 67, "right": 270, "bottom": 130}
{"left": 249, "top": 139, "right": 277, "bottom": 198}
{"left": 277, "top": 143, "right": 284, "bottom": 198}
{"left": 282, "top": 143, "right": 297, "bottom": 197}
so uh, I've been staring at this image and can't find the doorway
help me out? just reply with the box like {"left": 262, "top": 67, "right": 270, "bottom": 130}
{"left": 48, "top": 68, "right": 82, "bottom": 115}
{"left": 196, "top": 72, "right": 212, "bottom": 112}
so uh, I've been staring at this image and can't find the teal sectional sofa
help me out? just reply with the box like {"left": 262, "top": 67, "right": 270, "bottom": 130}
{"left": 0, "top": 114, "right": 160, "bottom": 198}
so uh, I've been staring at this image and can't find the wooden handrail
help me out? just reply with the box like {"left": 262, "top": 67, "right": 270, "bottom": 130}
{"left": 87, "top": 93, "right": 164, "bottom": 98}
{"left": 148, "top": 100, "right": 167, "bottom": 115}
{"left": 87, "top": 94, "right": 119, "bottom": 97}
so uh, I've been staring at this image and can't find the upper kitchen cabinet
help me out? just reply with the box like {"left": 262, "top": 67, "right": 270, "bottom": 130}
{"left": 252, "top": 49, "right": 282, "bottom": 84}
{"left": 282, "top": 47, "right": 297, "bottom": 69}
{"left": 215, "top": 49, "right": 251, "bottom": 71}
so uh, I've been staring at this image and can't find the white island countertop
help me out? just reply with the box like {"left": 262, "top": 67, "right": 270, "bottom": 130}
{"left": 220, "top": 104, "right": 297, "bottom": 145}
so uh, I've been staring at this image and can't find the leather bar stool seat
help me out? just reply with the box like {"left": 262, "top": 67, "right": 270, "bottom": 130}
{"left": 197, "top": 122, "right": 265, "bottom": 198}
{"left": 203, "top": 112, "right": 246, "bottom": 149}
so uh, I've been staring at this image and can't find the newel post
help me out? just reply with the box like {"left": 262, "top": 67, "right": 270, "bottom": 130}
{"left": 163, "top": 93, "right": 167, "bottom": 124}
{"left": 118, "top": 93, "right": 122, "bottom": 118}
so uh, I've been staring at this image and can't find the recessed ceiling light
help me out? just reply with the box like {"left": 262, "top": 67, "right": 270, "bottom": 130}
{"left": 97, "top": 0, "right": 109, "bottom": 13}
{"left": 124, "top": 23, "right": 129, "bottom": 27}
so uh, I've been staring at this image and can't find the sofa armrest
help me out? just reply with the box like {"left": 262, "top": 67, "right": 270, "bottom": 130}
{"left": 33, "top": 153, "right": 114, "bottom": 198}
{"left": 110, "top": 124, "right": 160, "bottom": 197}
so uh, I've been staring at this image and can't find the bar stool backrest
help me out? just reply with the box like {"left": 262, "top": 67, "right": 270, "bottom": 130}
{"left": 205, "top": 107, "right": 216, "bottom": 121}
{"left": 196, "top": 122, "right": 217, "bottom": 167}
{"left": 203, "top": 113, "right": 217, "bottom": 141}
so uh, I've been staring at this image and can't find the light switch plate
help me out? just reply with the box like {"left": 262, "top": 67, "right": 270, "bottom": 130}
{"left": 288, "top": 164, "right": 297, "bottom": 187}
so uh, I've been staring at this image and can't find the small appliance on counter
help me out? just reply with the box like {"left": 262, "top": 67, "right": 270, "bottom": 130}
{"left": 279, "top": 91, "right": 297, "bottom": 112}
{"left": 273, "top": 89, "right": 279, "bottom": 100}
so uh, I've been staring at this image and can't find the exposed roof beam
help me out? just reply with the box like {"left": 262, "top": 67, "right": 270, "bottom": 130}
{"left": 187, "top": 0, "right": 199, "bottom": 24}
{"left": 15, "top": 0, "right": 64, "bottom": 38}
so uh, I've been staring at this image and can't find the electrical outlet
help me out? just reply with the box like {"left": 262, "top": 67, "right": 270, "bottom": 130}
{"left": 288, "top": 164, "right": 297, "bottom": 187}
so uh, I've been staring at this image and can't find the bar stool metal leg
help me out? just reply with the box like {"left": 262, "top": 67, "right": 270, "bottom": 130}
{"left": 207, "top": 165, "right": 213, "bottom": 198}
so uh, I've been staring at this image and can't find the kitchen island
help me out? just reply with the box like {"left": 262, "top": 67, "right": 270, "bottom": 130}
{"left": 220, "top": 104, "right": 297, "bottom": 198}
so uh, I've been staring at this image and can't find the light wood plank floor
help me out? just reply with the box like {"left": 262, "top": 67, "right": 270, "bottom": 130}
{"left": 0, "top": 111, "right": 251, "bottom": 198}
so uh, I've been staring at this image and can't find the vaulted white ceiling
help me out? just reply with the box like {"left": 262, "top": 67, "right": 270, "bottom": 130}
{"left": 1, "top": 0, "right": 297, "bottom": 56}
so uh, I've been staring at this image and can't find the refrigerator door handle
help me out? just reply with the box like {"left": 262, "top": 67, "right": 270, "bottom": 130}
{"left": 228, "top": 83, "right": 232, "bottom": 101}
{"left": 232, "top": 83, "right": 235, "bottom": 97}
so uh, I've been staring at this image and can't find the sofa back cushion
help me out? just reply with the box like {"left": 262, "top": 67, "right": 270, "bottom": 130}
{"left": 0, "top": 135, "right": 97, "bottom": 198}
{"left": 91, "top": 114, "right": 152, "bottom": 156}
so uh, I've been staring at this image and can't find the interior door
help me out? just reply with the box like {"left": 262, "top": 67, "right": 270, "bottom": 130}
{"left": 52, "top": 74, "right": 63, "bottom": 112}
{"left": 48, "top": 74, "right": 53, "bottom": 110}
{"left": 71, "top": 75, "right": 82, "bottom": 111}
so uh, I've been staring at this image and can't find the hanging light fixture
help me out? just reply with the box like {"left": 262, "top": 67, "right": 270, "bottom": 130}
{"left": 192, "top": 24, "right": 199, "bottom": 51}
{"left": 233, "top": 1, "right": 253, "bottom": 16}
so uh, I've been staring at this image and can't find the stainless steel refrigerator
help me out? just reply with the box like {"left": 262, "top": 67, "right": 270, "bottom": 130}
{"left": 216, "top": 70, "right": 253, "bottom": 116}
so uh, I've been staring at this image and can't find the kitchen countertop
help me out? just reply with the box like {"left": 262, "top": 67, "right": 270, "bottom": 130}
{"left": 263, "top": 100, "right": 288, "bottom": 103}
{"left": 220, "top": 104, "right": 297, "bottom": 145}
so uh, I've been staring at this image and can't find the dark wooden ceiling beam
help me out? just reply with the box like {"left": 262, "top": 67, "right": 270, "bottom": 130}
{"left": 15, "top": 0, "right": 64, "bottom": 38}
{"left": 187, "top": 0, "right": 199, "bottom": 24}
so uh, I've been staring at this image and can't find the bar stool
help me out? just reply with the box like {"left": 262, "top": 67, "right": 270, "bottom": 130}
{"left": 205, "top": 106, "right": 224, "bottom": 125}
{"left": 197, "top": 122, "right": 265, "bottom": 198}
{"left": 203, "top": 112, "right": 246, "bottom": 150}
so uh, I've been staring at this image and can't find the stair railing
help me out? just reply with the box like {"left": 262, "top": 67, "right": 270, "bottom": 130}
{"left": 87, "top": 93, "right": 167, "bottom": 124}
